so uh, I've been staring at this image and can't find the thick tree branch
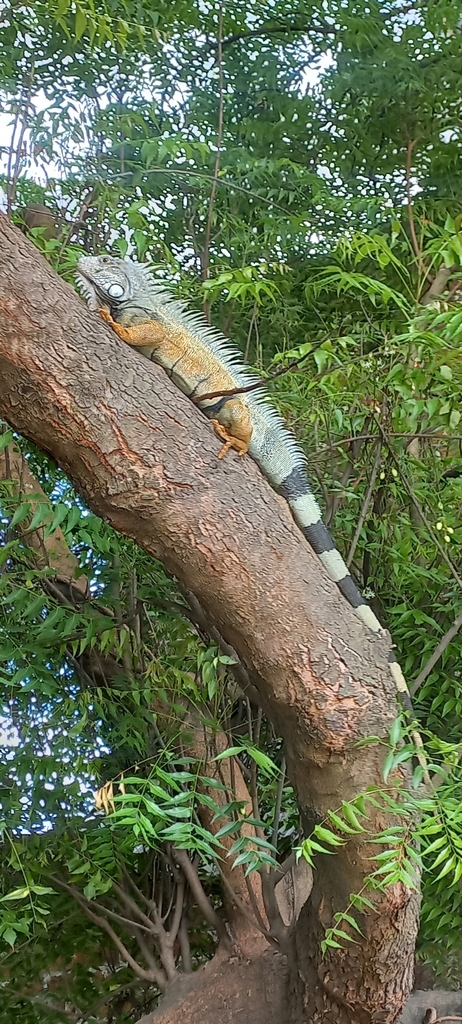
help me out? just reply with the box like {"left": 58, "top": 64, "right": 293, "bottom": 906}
{"left": 0, "top": 215, "right": 421, "bottom": 1022}
{"left": 420, "top": 263, "right": 458, "bottom": 305}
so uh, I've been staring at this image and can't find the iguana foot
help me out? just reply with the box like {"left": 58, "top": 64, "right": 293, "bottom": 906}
{"left": 98, "top": 307, "right": 116, "bottom": 326}
{"left": 98, "top": 307, "right": 133, "bottom": 342}
{"left": 211, "top": 420, "right": 249, "bottom": 458}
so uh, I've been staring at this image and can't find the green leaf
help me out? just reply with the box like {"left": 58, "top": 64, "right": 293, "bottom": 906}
{"left": 29, "top": 502, "right": 52, "bottom": 531}
{"left": 69, "top": 711, "right": 88, "bottom": 736}
{"left": 9, "top": 502, "right": 31, "bottom": 528}
{"left": 2, "top": 928, "right": 17, "bottom": 947}
{"left": 0, "top": 430, "right": 14, "bottom": 450}
{"left": 389, "top": 717, "right": 403, "bottom": 747}
{"left": 75, "top": 7, "right": 87, "bottom": 40}
{"left": 1, "top": 887, "right": 30, "bottom": 901}
{"left": 341, "top": 803, "right": 366, "bottom": 832}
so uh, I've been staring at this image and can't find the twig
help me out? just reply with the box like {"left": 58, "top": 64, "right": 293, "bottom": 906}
{"left": 191, "top": 342, "right": 325, "bottom": 404}
{"left": 410, "top": 607, "right": 462, "bottom": 695}
{"left": 113, "top": 167, "right": 298, "bottom": 216}
{"left": 346, "top": 441, "right": 382, "bottom": 567}
{"left": 210, "top": 19, "right": 336, "bottom": 49}
{"left": 431, "top": 1018, "right": 462, "bottom": 1023}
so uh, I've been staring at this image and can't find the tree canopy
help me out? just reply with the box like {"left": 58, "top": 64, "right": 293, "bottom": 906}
{"left": 1, "top": 1, "right": 462, "bottom": 1021}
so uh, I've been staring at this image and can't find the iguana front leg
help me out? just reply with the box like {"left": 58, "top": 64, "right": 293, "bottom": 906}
{"left": 211, "top": 398, "right": 253, "bottom": 458}
{"left": 99, "top": 308, "right": 167, "bottom": 348}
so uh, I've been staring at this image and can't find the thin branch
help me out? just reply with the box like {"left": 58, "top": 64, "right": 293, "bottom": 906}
{"left": 410, "top": 607, "right": 462, "bottom": 695}
{"left": 346, "top": 441, "right": 382, "bottom": 567}
{"left": 6, "top": 72, "right": 34, "bottom": 215}
{"left": 112, "top": 879, "right": 163, "bottom": 937}
{"left": 245, "top": 873, "right": 270, "bottom": 936}
{"left": 178, "top": 916, "right": 192, "bottom": 973}
{"left": 373, "top": 416, "right": 462, "bottom": 593}
{"left": 122, "top": 865, "right": 158, "bottom": 914}
{"left": 271, "top": 756, "right": 286, "bottom": 851}
{"left": 113, "top": 167, "right": 298, "bottom": 216}
{"left": 14, "top": 992, "right": 79, "bottom": 1021}
{"left": 91, "top": 901, "right": 154, "bottom": 935}
{"left": 203, "top": 6, "right": 224, "bottom": 324}
{"left": 244, "top": 300, "right": 258, "bottom": 363}
{"left": 191, "top": 342, "right": 325, "bottom": 405}
{"left": 249, "top": 708, "right": 263, "bottom": 828}
{"left": 326, "top": 421, "right": 368, "bottom": 525}
{"left": 78, "top": 980, "right": 144, "bottom": 1024}
{"left": 405, "top": 137, "right": 423, "bottom": 277}
{"left": 166, "top": 872, "right": 185, "bottom": 948}
{"left": 133, "top": 929, "right": 170, "bottom": 981}
{"left": 172, "top": 847, "right": 224, "bottom": 934}
{"left": 218, "top": 869, "right": 275, "bottom": 944}
{"left": 177, "top": 588, "right": 261, "bottom": 705}
{"left": 314, "top": 431, "right": 462, "bottom": 459}
{"left": 53, "top": 878, "right": 164, "bottom": 985}
{"left": 209, "top": 19, "right": 336, "bottom": 49}
{"left": 83, "top": 904, "right": 165, "bottom": 986}
{"left": 6, "top": 105, "right": 21, "bottom": 216}
{"left": 259, "top": 865, "right": 286, "bottom": 942}
{"left": 51, "top": 877, "right": 154, "bottom": 935}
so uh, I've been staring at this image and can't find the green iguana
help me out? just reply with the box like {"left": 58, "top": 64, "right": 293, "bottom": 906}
{"left": 76, "top": 254, "right": 413, "bottom": 711}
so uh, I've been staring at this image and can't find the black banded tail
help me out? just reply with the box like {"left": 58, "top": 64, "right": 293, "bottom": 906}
{"left": 277, "top": 467, "right": 383, "bottom": 634}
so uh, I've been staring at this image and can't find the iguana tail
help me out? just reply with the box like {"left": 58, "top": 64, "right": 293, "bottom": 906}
{"left": 246, "top": 400, "right": 411, "bottom": 707}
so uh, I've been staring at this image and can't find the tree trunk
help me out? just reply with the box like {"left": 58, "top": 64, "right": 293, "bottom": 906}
{"left": 0, "top": 214, "right": 421, "bottom": 1022}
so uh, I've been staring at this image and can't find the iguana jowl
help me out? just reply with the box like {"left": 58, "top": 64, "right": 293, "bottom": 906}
{"left": 76, "top": 254, "right": 411, "bottom": 705}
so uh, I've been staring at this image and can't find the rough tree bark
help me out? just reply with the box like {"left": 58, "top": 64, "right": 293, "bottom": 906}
{"left": 0, "top": 214, "right": 421, "bottom": 1023}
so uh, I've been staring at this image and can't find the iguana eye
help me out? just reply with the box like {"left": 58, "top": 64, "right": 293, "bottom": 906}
{"left": 107, "top": 283, "right": 124, "bottom": 298}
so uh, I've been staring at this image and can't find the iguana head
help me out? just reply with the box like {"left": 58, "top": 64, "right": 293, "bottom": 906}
{"left": 76, "top": 255, "right": 152, "bottom": 312}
